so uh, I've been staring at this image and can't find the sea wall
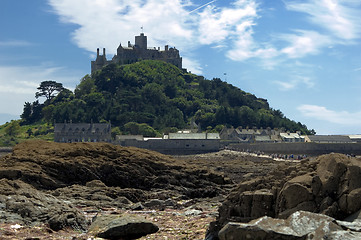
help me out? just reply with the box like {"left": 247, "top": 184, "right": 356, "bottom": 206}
{"left": 228, "top": 142, "right": 361, "bottom": 156}
{"left": 116, "top": 139, "right": 220, "bottom": 155}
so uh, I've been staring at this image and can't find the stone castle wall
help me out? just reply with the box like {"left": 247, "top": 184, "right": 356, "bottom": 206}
{"left": 91, "top": 33, "right": 182, "bottom": 73}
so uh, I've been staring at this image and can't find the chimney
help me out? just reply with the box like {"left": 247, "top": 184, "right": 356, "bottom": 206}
{"left": 97, "top": 48, "right": 99, "bottom": 57}
{"left": 103, "top": 48, "right": 106, "bottom": 56}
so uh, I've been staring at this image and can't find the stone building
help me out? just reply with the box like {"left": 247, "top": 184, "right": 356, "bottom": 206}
{"left": 91, "top": 33, "right": 182, "bottom": 73}
{"left": 54, "top": 122, "right": 111, "bottom": 143}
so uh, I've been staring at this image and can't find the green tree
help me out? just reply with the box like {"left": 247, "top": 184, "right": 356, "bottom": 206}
{"left": 75, "top": 75, "right": 97, "bottom": 97}
{"left": 31, "top": 100, "right": 43, "bottom": 123}
{"left": 20, "top": 101, "right": 43, "bottom": 124}
{"left": 239, "top": 106, "right": 257, "bottom": 127}
{"left": 138, "top": 123, "right": 159, "bottom": 137}
{"left": 35, "top": 80, "right": 64, "bottom": 101}
{"left": 124, "top": 122, "right": 139, "bottom": 135}
{"left": 21, "top": 102, "right": 32, "bottom": 123}
{"left": 42, "top": 104, "right": 55, "bottom": 123}
{"left": 111, "top": 127, "right": 122, "bottom": 139}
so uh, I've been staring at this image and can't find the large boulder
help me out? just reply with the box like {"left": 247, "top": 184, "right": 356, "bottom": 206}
{"left": 208, "top": 153, "right": 361, "bottom": 239}
{"left": 0, "top": 179, "right": 87, "bottom": 231}
{"left": 88, "top": 214, "right": 159, "bottom": 239}
{"left": 218, "top": 211, "right": 361, "bottom": 240}
{"left": 276, "top": 173, "right": 321, "bottom": 218}
{"left": 0, "top": 141, "right": 226, "bottom": 199}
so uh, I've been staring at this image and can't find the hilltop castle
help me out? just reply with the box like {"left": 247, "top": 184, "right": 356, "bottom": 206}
{"left": 91, "top": 33, "right": 182, "bottom": 73}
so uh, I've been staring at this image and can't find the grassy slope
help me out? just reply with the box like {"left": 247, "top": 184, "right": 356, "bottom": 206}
{"left": 0, "top": 120, "right": 53, "bottom": 147}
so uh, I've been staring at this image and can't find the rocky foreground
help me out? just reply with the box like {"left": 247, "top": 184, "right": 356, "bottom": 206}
{"left": 208, "top": 152, "right": 361, "bottom": 239}
{"left": 0, "top": 140, "right": 231, "bottom": 239}
{"left": 1, "top": 141, "right": 361, "bottom": 239}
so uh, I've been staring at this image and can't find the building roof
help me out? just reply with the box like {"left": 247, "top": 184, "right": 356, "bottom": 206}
{"left": 280, "top": 132, "right": 303, "bottom": 139}
{"left": 169, "top": 133, "right": 206, "bottom": 140}
{"left": 307, "top": 135, "right": 353, "bottom": 143}
{"left": 347, "top": 135, "right": 361, "bottom": 140}
{"left": 168, "top": 132, "right": 220, "bottom": 140}
{"left": 207, "top": 133, "right": 221, "bottom": 139}
{"left": 238, "top": 129, "right": 258, "bottom": 135}
{"left": 255, "top": 135, "right": 272, "bottom": 142}
{"left": 116, "top": 135, "right": 144, "bottom": 141}
{"left": 54, "top": 123, "right": 111, "bottom": 133}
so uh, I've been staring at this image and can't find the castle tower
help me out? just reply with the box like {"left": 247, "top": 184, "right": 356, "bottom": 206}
{"left": 91, "top": 48, "right": 108, "bottom": 73}
{"left": 135, "top": 33, "right": 147, "bottom": 49}
{"left": 91, "top": 33, "right": 182, "bottom": 73}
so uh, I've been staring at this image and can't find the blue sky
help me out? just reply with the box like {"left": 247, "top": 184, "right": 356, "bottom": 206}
{"left": 0, "top": 0, "right": 360, "bottom": 134}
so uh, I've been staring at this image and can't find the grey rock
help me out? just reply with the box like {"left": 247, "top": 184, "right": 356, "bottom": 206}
{"left": 88, "top": 214, "right": 159, "bottom": 239}
{"left": 0, "top": 179, "right": 87, "bottom": 231}
{"left": 130, "top": 202, "right": 144, "bottom": 210}
{"left": 336, "top": 220, "right": 361, "bottom": 232}
{"left": 184, "top": 209, "right": 203, "bottom": 216}
{"left": 218, "top": 211, "right": 341, "bottom": 240}
{"left": 143, "top": 199, "right": 165, "bottom": 209}
{"left": 324, "top": 231, "right": 361, "bottom": 240}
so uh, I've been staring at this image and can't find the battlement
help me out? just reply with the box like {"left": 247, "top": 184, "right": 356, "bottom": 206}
{"left": 91, "top": 33, "right": 182, "bottom": 73}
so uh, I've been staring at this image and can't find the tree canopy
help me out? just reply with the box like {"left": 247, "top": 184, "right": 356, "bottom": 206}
{"left": 35, "top": 80, "right": 64, "bottom": 101}
{"left": 21, "top": 60, "right": 315, "bottom": 135}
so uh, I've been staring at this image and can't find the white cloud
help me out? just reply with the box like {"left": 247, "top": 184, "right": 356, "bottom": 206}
{"left": 47, "top": 0, "right": 261, "bottom": 73}
{"left": 182, "top": 57, "right": 203, "bottom": 75}
{"left": 285, "top": 0, "right": 361, "bottom": 42}
{"left": 298, "top": 104, "right": 361, "bottom": 125}
{"left": 228, "top": 0, "right": 361, "bottom": 65}
{"left": 279, "top": 30, "right": 332, "bottom": 58}
{"left": 198, "top": 0, "right": 258, "bottom": 45}
{"left": 48, "top": 0, "right": 197, "bottom": 58}
{"left": 0, "top": 64, "right": 81, "bottom": 115}
{"left": 0, "top": 40, "right": 32, "bottom": 47}
{"left": 275, "top": 75, "right": 314, "bottom": 91}
{"left": 46, "top": 0, "right": 360, "bottom": 78}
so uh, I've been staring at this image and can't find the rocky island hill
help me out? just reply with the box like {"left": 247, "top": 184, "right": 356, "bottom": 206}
{"left": 9, "top": 60, "right": 313, "bottom": 146}
{"left": 1, "top": 140, "right": 361, "bottom": 239}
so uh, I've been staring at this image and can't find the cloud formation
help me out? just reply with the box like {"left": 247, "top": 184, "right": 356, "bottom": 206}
{"left": 0, "top": 64, "right": 79, "bottom": 115}
{"left": 0, "top": 40, "right": 32, "bottom": 47}
{"left": 285, "top": 0, "right": 361, "bottom": 42}
{"left": 46, "top": 0, "right": 360, "bottom": 78}
{"left": 275, "top": 75, "right": 314, "bottom": 91}
{"left": 298, "top": 104, "right": 361, "bottom": 125}
{"left": 47, "top": 0, "right": 260, "bottom": 73}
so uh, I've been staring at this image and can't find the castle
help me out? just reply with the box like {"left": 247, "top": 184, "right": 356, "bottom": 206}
{"left": 91, "top": 33, "right": 182, "bottom": 73}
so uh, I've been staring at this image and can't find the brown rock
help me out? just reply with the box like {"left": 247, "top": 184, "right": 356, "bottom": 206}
{"left": 88, "top": 214, "right": 159, "bottom": 239}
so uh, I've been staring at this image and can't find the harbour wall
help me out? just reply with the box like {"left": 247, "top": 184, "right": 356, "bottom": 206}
{"left": 228, "top": 142, "right": 361, "bottom": 156}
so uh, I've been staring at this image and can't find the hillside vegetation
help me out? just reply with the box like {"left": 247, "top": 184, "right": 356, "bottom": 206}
{"left": 1, "top": 60, "right": 314, "bottom": 145}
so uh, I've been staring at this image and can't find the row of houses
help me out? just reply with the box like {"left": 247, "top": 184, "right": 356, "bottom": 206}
{"left": 54, "top": 122, "right": 112, "bottom": 143}
{"left": 53, "top": 123, "right": 360, "bottom": 144}
{"left": 219, "top": 127, "right": 306, "bottom": 143}
{"left": 53, "top": 123, "right": 361, "bottom": 155}
{"left": 219, "top": 127, "right": 361, "bottom": 143}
